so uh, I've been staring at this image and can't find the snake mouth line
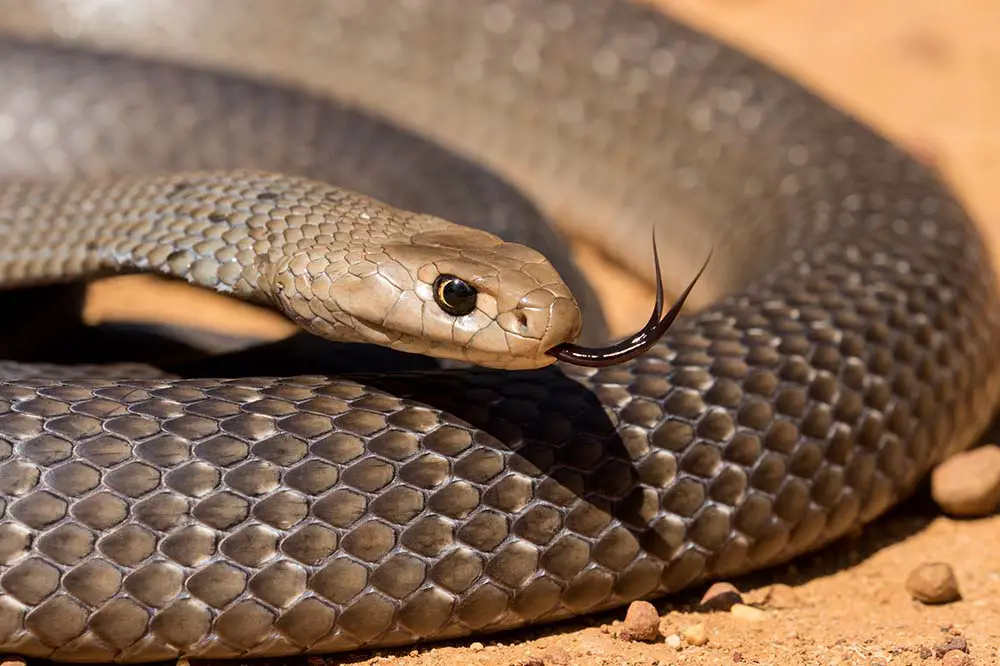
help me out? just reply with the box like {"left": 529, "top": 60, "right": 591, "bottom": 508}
{"left": 546, "top": 236, "right": 712, "bottom": 368}
{"left": 349, "top": 312, "right": 544, "bottom": 369}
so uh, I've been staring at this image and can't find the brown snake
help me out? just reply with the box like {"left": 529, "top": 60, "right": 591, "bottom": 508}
{"left": 0, "top": 0, "right": 999, "bottom": 662}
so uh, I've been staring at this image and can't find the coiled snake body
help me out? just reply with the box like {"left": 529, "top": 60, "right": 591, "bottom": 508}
{"left": 0, "top": 1, "right": 998, "bottom": 662}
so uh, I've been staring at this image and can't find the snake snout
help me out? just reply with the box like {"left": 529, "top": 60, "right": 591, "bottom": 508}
{"left": 538, "top": 295, "right": 583, "bottom": 351}
{"left": 497, "top": 287, "right": 581, "bottom": 357}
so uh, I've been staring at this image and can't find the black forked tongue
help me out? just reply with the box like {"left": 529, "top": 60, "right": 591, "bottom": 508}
{"left": 547, "top": 235, "right": 712, "bottom": 368}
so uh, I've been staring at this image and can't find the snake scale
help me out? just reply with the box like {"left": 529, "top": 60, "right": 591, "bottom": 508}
{"left": 0, "top": 0, "right": 998, "bottom": 662}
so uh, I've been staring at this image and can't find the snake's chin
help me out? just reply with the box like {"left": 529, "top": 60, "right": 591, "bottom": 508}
{"left": 324, "top": 314, "right": 559, "bottom": 371}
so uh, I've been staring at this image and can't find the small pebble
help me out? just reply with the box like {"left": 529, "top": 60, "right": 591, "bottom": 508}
{"left": 935, "top": 637, "right": 969, "bottom": 657}
{"left": 942, "top": 649, "right": 973, "bottom": 666}
{"left": 931, "top": 444, "right": 1000, "bottom": 516}
{"left": 699, "top": 582, "right": 743, "bottom": 611}
{"left": 621, "top": 600, "right": 661, "bottom": 642}
{"left": 682, "top": 623, "right": 708, "bottom": 646}
{"left": 760, "top": 583, "right": 799, "bottom": 609}
{"left": 513, "top": 657, "right": 544, "bottom": 666}
{"left": 665, "top": 634, "right": 682, "bottom": 650}
{"left": 542, "top": 647, "right": 571, "bottom": 666}
{"left": 730, "top": 603, "right": 767, "bottom": 622}
{"left": 906, "top": 562, "right": 962, "bottom": 604}
{"left": 470, "top": 642, "right": 484, "bottom": 651}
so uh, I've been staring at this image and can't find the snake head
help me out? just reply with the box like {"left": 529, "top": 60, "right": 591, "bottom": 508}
{"left": 268, "top": 220, "right": 583, "bottom": 370}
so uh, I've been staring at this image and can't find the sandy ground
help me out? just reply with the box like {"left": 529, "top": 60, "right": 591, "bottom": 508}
{"left": 81, "top": 1, "right": 1000, "bottom": 664}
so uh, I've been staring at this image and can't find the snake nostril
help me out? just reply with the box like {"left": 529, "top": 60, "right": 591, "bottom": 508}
{"left": 515, "top": 310, "right": 529, "bottom": 331}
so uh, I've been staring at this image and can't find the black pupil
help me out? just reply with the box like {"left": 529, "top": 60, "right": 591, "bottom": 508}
{"left": 439, "top": 276, "right": 476, "bottom": 315}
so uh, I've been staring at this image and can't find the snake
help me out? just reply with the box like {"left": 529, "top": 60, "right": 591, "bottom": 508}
{"left": 0, "top": 0, "right": 998, "bottom": 662}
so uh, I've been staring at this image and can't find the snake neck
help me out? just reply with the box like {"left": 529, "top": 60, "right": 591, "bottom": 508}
{"left": 0, "top": 171, "right": 271, "bottom": 302}
{"left": 0, "top": 170, "right": 424, "bottom": 308}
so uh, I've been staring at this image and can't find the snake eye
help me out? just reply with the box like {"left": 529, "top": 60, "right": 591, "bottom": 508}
{"left": 433, "top": 274, "right": 477, "bottom": 316}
